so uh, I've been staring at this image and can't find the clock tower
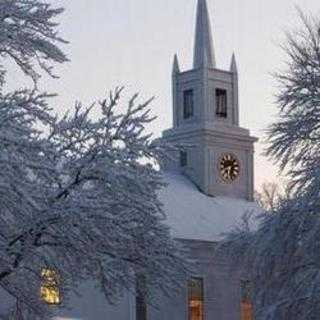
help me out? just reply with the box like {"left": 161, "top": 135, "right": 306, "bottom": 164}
{"left": 163, "top": 0, "right": 257, "bottom": 201}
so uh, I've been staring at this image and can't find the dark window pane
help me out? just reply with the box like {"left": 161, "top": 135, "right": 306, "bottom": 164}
{"left": 188, "top": 278, "right": 204, "bottom": 320}
{"left": 180, "top": 151, "right": 188, "bottom": 167}
{"left": 184, "top": 89, "right": 194, "bottom": 119}
{"left": 215, "top": 89, "right": 227, "bottom": 118}
{"left": 136, "top": 276, "right": 147, "bottom": 320}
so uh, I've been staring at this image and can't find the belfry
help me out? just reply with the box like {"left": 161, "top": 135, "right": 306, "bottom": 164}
{"left": 164, "top": 0, "right": 257, "bottom": 201}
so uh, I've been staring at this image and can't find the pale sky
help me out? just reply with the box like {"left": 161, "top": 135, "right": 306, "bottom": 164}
{"left": 17, "top": 0, "right": 320, "bottom": 189}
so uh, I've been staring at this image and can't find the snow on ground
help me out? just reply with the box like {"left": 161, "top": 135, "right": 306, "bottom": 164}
{"left": 159, "top": 172, "right": 261, "bottom": 242}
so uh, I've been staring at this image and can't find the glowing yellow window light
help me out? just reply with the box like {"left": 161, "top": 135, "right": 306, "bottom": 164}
{"left": 188, "top": 278, "right": 204, "bottom": 320}
{"left": 40, "top": 269, "right": 61, "bottom": 305}
{"left": 240, "top": 280, "right": 253, "bottom": 320}
{"left": 241, "top": 301, "right": 253, "bottom": 320}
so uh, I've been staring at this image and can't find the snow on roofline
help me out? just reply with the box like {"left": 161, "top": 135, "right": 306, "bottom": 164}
{"left": 159, "top": 172, "right": 261, "bottom": 242}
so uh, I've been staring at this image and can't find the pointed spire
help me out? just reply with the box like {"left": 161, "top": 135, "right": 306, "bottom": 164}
{"left": 172, "top": 54, "right": 180, "bottom": 75}
{"left": 193, "top": 0, "right": 216, "bottom": 69}
{"left": 230, "top": 53, "right": 238, "bottom": 73}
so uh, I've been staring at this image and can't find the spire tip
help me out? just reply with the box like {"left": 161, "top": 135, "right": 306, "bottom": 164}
{"left": 230, "top": 53, "right": 238, "bottom": 73}
{"left": 172, "top": 54, "right": 180, "bottom": 75}
{"left": 193, "top": 0, "right": 216, "bottom": 69}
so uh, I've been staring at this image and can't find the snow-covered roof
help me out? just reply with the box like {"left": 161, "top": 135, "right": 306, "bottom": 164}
{"left": 159, "top": 172, "right": 261, "bottom": 242}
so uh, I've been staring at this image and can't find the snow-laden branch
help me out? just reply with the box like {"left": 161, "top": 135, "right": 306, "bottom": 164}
{"left": 219, "top": 10, "right": 320, "bottom": 320}
{"left": 0, "top": 0, "right": 68, "bottom": 86}
{"left": 0, "top": 87, "right": 191, "bottom": 318}
{"left": 0, "top": 1, "right": 191, "bottom": 318}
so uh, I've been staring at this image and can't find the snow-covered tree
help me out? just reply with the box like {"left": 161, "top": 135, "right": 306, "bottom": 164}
{"left": 218, "top": 10, "right": 320, "bottom": 320}
{"left": 0, "top": 0, "right": 67, "bottom": 85}
{"left": 0, "top": 1, "right": 190, "bottom": 319}
{"left": 254, "top": 182, "right": 282, "bottom": 212}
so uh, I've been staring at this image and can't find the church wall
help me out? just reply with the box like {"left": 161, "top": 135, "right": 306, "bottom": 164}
{"left": 54, "top": 281, "right": 135, "bottom": 320}
{"left": 177, "top": 82, "right": 202, "bottom": 126}
{"left": 174, "top": 69, "right": 202, "bottom": 128}
{"left": 161, "top": 129, "right": 255, "bottom": 200}
{"left": 205, "top": 143, "right": 252, "bottom": 200}
{"left": 148, "top": 239, "right": 243, "bottom": 320}
{"left": 0, "top": 283, "right": 134, "bottom": 320}
{"left": 173, "top": 68, "right": 238, "bottom": 128}
{"left": 0, "top": 240, "right": 246, "bottom": 320}
{"left": 207, "top": 68, "right": 237, "bottom": 126}
{"left": 207, "top": 79, "right": 233, "bottom": 124}
{"left": 0, "top": 288, "right": 15, "bottom": 316}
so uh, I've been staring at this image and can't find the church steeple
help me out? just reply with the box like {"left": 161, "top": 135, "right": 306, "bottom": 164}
{"left": 193, "top": 0, "right": 216, "bottom": 69}
{"left": 163, "top": 0, "right": 257, "bottom": 201}
{"left": 230, "top": 53, "right": 238, "bottom": 73}
{"left": 172, "top": 54, "right": 180, "bottom": 75}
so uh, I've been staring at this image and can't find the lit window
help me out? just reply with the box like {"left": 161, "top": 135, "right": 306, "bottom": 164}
{"left": 180, "top": 150, "right": 188, "bottom": 167}
{"left": 40, "top": 269, "right": 60, "bottom": 305}
{"left": 188, "top": 278, "right": 204, "bottom": 320}
{"left": 183, "top": 89, "right": 194, "bottom": 119}
{"left": 240, "top": 280, "right": 253, "bottom": 320}
{"left": 215, "top": 89, "right": 227, "bottom": 118}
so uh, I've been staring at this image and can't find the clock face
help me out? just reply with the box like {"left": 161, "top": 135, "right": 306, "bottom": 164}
{"left": 219, "top": 154, "right": 240, "bottom": 182}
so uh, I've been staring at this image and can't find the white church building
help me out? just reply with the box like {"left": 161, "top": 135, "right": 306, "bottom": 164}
{"left": 1, "top": 0, "right": 260, "bottom": 319}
